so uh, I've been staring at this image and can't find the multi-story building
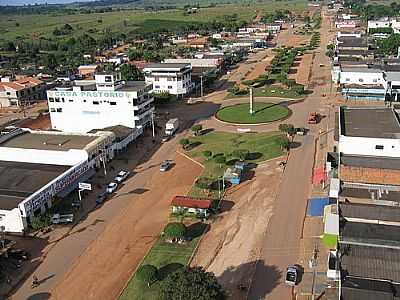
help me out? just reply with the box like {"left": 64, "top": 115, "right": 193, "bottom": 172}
{"left": 0, "top": 77, "right": 46, "bottom": 108}
{"left": 46, "top": 73, "right": 154, "bottom": 133}
{"left": 143, "top": 63, "right": 193, "bottom": 99}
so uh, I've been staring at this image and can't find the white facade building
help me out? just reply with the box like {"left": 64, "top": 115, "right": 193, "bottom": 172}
{"left": 47, "top": 73, "right": 154, "bottom": 133}
{"left": 143, "top": 63, "right": 193, "bottom": 99}
{"left": 0, "top": 128, "right": 116, "bottom": 233}
{"left": 338, "top": 68, "right": 386, "bottom": 87}
{"left": 338, "top": 107, "right": 400, "bottom": 158}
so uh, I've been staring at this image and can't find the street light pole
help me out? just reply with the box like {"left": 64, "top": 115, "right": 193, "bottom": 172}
{"left": 151, "top": 112, "right": 155, "bottom": 137}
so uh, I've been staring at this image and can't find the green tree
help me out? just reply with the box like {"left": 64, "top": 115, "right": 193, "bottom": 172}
{"left": 278, "top": 124, "right": 295, "bottom": 136}
{"left": 277, "top": 136, "right": 290, "bottom": 150}
{"left": 136, "top": 264, "right": 158, "bottom": 287}
{"left": 202, "top": 150, "right": 212, "bottom": 160}
{"left": 232, "top": 149, "right": 249, "bottom": 161}
{"left": 120, "top": 64, "right": 143, "bottom": 81}
{"left": 161, "top": 266, "right": 225, "bottom": 300}
{"left": 195, "top": 176, "right": 214, "bottom": 190}
{"left": 179, "top": 138, "right": 190, "bottom": 150}
{"left": 163, "top": 222, "right": 187, "bottom": 241}
{"left": 215, "top": 155, "right": 226, "bottom": 168}
{"left": 191, "top": 124, "right": 203, "bottom": 136}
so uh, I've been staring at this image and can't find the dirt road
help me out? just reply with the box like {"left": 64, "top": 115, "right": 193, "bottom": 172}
{"left": 10, "top": 136, "right": 202, "bottom": 300}
{"left": 248, "top": 7, "right": 335, "bottom": 300}
{"left": 191, "top": 159, "right": 284, "bottom": 299}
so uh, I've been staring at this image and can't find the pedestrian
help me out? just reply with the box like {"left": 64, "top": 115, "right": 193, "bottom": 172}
{"left": 32, "top": 275, "right": 39, "bottom": 288}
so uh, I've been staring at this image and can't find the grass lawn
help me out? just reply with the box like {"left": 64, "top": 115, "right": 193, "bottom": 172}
{"left": 226, "top": 86, "right": 304, "bottom": 100}
{"left": 216, "top": 102, "right": 290, "bottom": 124}
{"left": 119, "top": 223, "right": 207, "bottom": 300}
{"left": 186, "top": 131, "right": 285, "bottom": 198}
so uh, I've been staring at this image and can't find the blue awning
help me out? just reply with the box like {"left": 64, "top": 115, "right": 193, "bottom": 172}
{"left": 307, "top": 197, "right": 330, "bottom": 217}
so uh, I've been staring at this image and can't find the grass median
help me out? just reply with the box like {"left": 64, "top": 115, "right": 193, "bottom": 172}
{"left": 185, "top": 131, "right": 286, "bottom": 198}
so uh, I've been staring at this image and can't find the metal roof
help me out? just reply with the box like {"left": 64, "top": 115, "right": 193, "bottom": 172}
{"left": 340, "top": 107, "right": 400, "bottom": 139}
{"left": 0, "top": 160, "right": 69, "bottom": 210}
{"left": 340, "top": 203, "right": 400, "bottom": 222}
{"left": 341, "top": 154, "right": 400, "bottom": 170}
{"left": 340, "top": 244, "right": 400, "bottom": 282}
{"left": 342, "top": 277, "right": 397, "bottom": 300}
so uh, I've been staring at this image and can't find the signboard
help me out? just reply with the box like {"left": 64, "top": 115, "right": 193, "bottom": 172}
{"left": 79, "top": 182, "right": 92, "bottom": 191}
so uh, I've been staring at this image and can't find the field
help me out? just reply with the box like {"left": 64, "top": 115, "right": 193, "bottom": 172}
{"left": 186, "top": 131, "right": 285, "bottom": 198}
{"left": 119, "top": 223, "right": 207, "bottom": 300}
{"left": 0, "top": 1, "right": 307, "bottom": 42}
{"left": 216, "top": 102, "right": 290, "bottom": 124}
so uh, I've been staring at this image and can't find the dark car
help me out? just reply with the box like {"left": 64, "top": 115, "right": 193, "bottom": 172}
{"left": 285, "top": 265, "right": 300, "bottom": 286}
{"left": 8, "top": 249, "right": 30, "bottom": 261}
{"left": 96, "top": 191, "right": 107, "bottom": 205}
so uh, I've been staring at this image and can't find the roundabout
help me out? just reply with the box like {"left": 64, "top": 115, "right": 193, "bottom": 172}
{"left": 215, "top": 102, "right": 291, "bottom": 124}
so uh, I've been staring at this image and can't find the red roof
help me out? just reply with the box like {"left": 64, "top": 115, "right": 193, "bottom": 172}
{"left": 171, "top": 196, "right": 212, "bottom": 209}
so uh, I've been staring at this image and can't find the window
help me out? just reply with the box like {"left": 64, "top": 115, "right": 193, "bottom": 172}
{"left": 358, "top": 78, "right": 364, "bottom": 82}
{"left": 93, "top": 101, "right": 99, "bottom": 105}
{"left": 167, "top": 77, "right": 173, "bottom": 81}
{"left": 55, "top": 97, "right": 60, "bottom": 102}
{"left": 50, "top": 108, "right": 56, "bottom": 112}
{"left": 110, "top": 101, "right": 117, "bottom": 105}
{"left": 69, "top": 99, "right": 73, "bottom": 102}
{"left": 154, "top": 76, "right": 160, "bottom": 81}
{"left": 168, "top": 85, "right": 173, "bottom": 89}
{"left": 105, "top": 76, "right": 112, "bottom": 82}
{"left": 346, "top": 78, "right": 350, "bottom": 81}
{"left": 56, "top": 108, "right": 62, "bottom": 112}
{"left": 375, "top": 145, "right": 384, "bottom": 150}
{"left": 155, "top": 85, "right": 160, "bottom": 89}
{"left": 49, "top": 97, "right": 54, "bottom": 102}
{"left": 373, "top": 79, "right": 378, "bottom": 83}
{"left": 83, "top": 100, "right": 87, "bottom": 102}
{"left": 6, "top": 92, "right": 10, "bottom": 96}
{"left": 62, "top": 98, "right": 65, "bottom": 102}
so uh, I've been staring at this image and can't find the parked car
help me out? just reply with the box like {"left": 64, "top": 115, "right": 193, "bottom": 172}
{"left": 106, "top": 182, "right": 118, "bottom": 194}
{"left": 96, "top": 191, "right": 107, "bottom": 205}
{"left": 7, "top": 249, "right": 30, "bottom": 261}
{"left": 162, "top": 135, "right": 171, "bottom": 143}
{"left": 114, "top": 170, "right": 130, "bottom": 183}
{"left": 285, "top": 265, "right": 300, "bottom": 286}
{"left": 295, "top": 127, "right": 307, "bottom": 135}
{"left": 51, "top": 213, "right": 74, "bottom": 224}
{"left": 160, "top": 160, "right": 172, "bottom": 172}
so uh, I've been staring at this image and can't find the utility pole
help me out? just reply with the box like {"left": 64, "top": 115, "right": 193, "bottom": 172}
{"left": 151, "top": 112, "right": 155, "bottom": 137}
{"left": 200, "top": 75, "right": 204, "bottom": 99}
{"left": 310, "top": 245, "right": 319, "bottom": 300}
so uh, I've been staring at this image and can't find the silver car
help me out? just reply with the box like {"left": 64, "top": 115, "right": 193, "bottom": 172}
{"left": 285, "top": 265, "right": 299, "bottom": 286}
{"left": 160, "top": 160, "right": 171, "bottom": 172}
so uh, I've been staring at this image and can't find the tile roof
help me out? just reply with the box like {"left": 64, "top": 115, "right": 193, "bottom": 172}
{"left": 171, "top": 196, "right": 212, "bottom": 209}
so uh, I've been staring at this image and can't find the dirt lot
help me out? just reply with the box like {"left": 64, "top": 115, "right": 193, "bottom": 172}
{"left": 289, "top": 52, "right": 314, "bottom": 87}
{"left": 50, "top": 153, "right": 202, "bottom": 300}
{"left": 191, "top": 158, "right": 284, "bottom": 299}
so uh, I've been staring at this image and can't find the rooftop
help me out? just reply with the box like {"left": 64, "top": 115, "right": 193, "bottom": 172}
{"left": 116, "top": 81, "right": 149, "bottom": 92}
{"left": 171, "top": 196, "right": 212, "bottom": 209}
{"left": 0, "top": 160, "right": 69, "bottom": 210}
{"left": 143, "top": 63, "right": 191, "bottom": 71}
{"left": 342, "top": 277, "right": 400, "bottom": 300}
{"left": 340, "top": 202, "right": 400, "bottom": 222}
{"left": 340, "top": 107, "right": 400, "bottom": 139}
{"left": 341, "top": 67, "right": 382, "bottom": 73}
{"left": 0, "top": 131, "right": 98, "bottom": 151}
{"left": 341, "top": 221, "right": 400, "bottom": 248}
{"left": 340, "top": 186, "right": 400, "bottom": 203}
{"left": 341, "top": 154, "right": 400, "bottom": 170}
{"left": 340, "top": 244, "right": 400, "bottom": 282}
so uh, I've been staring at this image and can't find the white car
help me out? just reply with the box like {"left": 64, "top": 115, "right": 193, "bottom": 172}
{"left": 114, "top": 170, "right": 130, "bottom": 183}
{"left": 106, "top": 182, "right": 118, "bottom": 194}
{"left": 160, "top": 160, "right": 172, "bottom": 172}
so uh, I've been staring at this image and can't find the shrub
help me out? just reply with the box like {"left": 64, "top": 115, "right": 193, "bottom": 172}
{"left": 136, "top": 264, "right": 158, "bottom": 287}
{"left": 195, "top": 177, "right": 214, "bottom": 189}
{"left": 202, "top": 150, "right": 212, "bottom": 159}
{"left": 163, "top": 222, "right": 187, "bottom": 241}
{"left": 179, "top": 138, "right": 190, "bottom": 150}
{"left": 31, "top": 214, "right": 51, "bottom": 231}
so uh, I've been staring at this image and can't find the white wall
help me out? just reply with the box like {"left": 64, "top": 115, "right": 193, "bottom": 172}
{"left": 0, "top": 147, "right": 88, "bottom": 165}
{"left": 339, "top": 70, "right": 386, "bottom": 87}
{"left": 145, "top": 73, "right": 192, "bottom": 95}
{"left": 47, "top": 89, "right": 152, "bottom": 133}
{"left": 339, "top": 135, "right": 400, "bottom": 157}
{"left": 0, "top": 208, "right": 25, "bottom": 233}
{"left": 368, "top": 20, "right": 390, "bottom": 29}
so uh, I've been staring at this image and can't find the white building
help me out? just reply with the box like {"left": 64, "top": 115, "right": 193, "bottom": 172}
{"left": 143, "top": 63, "right": 193, "bottom": 99}
{"left": 338, "top": 107, "right": 400, "bottom": 158}
{"left": 339, "top": 67, "right": 386, "bottom": 87}
{"left": 368, "top": 18, "right": 400, "bottom": 33}
{"left": 0, "top": 77, "right": 46, "bottom": 108}
{"left": 0, "top": 128, "right": 116, "bottom": 233}
{"left": 163, "top": 58, "right": 221, "bottom": 69}
{"left": 46, "top": 73, "right": 154, "bottom": 133}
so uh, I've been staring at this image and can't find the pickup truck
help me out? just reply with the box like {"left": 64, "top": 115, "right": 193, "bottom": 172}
{"left": 51, "top": 213, "right": 74, "bottom": 224}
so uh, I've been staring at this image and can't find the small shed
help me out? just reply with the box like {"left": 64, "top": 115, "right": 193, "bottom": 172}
{"left": 224, "top": 167, "right": 242, "bottom": 185}
{"left": 171, "top": 196, "right": 212, "bottom": 218}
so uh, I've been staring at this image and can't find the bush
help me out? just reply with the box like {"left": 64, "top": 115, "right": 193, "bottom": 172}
{"left": 232, "top": 149, "right": 249, "bottom": 161}
{"left": 195, "top": 177, "right": 214, "bottom": 189}
{"left": 191, "top": 124, "right": 203, "bottom": 135}
{"left": 179, "top": 138, "right": 190, "bottom": 150}
{"left": 291, "top": 84, "right": 305, "bottom": 95}
{"left": 31, "top": 214, "right": 51, "bottom": 231}
{"left": 136, "top": 264, "right": 158, "bottom": 287}
{"left": 202, "top": 150, "right": 212, "bottom": 159}
{"left": 242, "top": 79, "right": 255, "bottom": 86}
{"left": 163, "top": 222, "right": 187, "bottom": 241}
